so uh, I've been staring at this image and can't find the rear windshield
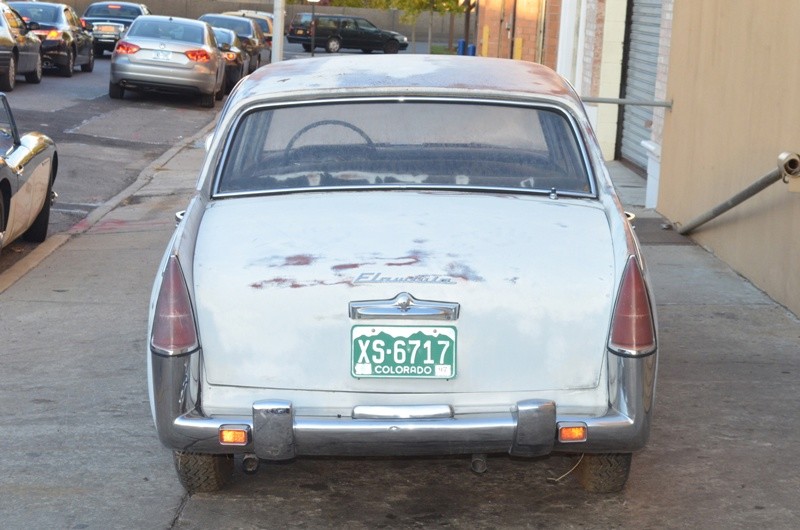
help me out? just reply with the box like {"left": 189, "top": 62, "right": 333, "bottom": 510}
{"left": 84, "top": 4, "right": 142, "bottom": 19}
{"left": 11, "top": 4, "right": 61, "bottom": 24}
{"left": 128, "top": 19, "right": 205, "bottom": 44}
{"left": 201, "top": 15, "right": 253, "bottom": 37}
{"left": 216, "top": 100, "right": 592, "bottom": 196}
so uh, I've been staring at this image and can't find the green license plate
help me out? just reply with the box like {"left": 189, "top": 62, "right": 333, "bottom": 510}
{"left": 352, "top": 325, "right": 456, "bottom": 379}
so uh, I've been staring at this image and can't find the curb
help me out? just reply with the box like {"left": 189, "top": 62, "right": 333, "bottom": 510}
{"left": 0, "top": 119, "right": 216, "bottom": 295}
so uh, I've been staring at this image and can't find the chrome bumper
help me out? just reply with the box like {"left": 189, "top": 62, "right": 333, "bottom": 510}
{"left": 151, "top": 350, "right": 655, "bottom": 458}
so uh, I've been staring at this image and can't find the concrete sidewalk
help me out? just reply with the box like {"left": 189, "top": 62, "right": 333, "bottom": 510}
{"left": 1, "top": 138, "right": 798, "bottom": 528}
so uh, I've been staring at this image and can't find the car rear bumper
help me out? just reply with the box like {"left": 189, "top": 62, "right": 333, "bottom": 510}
{"left": 150, "top": 349, "right": 656, "bottom": 458}
{"left": 111, "top": 62, "right": 218, "bottom": 95}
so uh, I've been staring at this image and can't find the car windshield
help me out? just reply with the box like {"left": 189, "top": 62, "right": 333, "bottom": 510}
{"left": 128, "top": 19, "right": 204, "bottom": 44}
{"left": 216, "top": 100, "right": 592, "bottom": 196}
{"left": 11, "top": 4, "right": 61, "bottom": 24}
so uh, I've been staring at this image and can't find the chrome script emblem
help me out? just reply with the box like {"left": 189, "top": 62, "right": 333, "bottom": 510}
{"left": 354, "top": 272, "right": 456, "bottom": 285}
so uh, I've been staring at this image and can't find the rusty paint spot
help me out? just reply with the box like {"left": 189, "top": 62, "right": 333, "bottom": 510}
{"left": 250, "top": 277, "right": 355, "bottom": 289}
{"left": 446, "top": 263, "right": 485, "bottom": 282}
{"left": 386, "top": 250, "right": 426, "bottom": 267}
{"left": 284, "top": 254, "right": 315, "bottom": 266}
{"left": 332, "top": 263, "right": 362, "bottom": 271}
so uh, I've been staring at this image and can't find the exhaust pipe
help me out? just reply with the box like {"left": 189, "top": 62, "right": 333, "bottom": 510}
{"left": 242, "top": 454, "right": 260, "bottom": 475}
{"left": 470, "top": 453, "right": 488, "bottom": 474}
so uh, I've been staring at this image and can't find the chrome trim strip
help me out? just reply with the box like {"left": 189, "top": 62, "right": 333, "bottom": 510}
{"left": 352, "top": 404, "right": 453, "bottom": 420}
{"left": 349, "top": 292, "right": 460, "bottom": 321}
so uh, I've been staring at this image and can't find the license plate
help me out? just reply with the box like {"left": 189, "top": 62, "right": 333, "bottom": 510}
{"left": 351, "top": 325, "right": 456, "bottom": 379}
{"left": 96, "top": 25, "right": 116, "bottom": 33}
{"left": 297, "top": 29, "right": 305, "bottom": 36}
{"left": 153, "top": 50, "right": 172, "bottom": 61}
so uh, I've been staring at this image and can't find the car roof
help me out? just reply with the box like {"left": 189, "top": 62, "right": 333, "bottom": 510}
{"left": 232, "top": 55, "right": 581, "bottom": 107}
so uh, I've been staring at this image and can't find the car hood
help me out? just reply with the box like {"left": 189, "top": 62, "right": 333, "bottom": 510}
{"left": 193, "top": 191, "right": 616, "bottom": 394}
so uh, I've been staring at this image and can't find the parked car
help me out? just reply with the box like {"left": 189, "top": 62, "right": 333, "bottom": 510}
{"left": 9, "top": 1, "right": 94, "bottom": 77}
{"left": 0, "top": 93, "right": 57, "bottom": 255}
{"left": 0, "top": 2, "right": 43, "bottom": 91}
{"left": 212, "top": 27, "right": 246, "bottom": 95}
{"left": 287, "top": 13, "right": 408, "bottom": 54}
{"left": 147, "top": 55, "right": 659, "bottom": 494}
{"left": 82, "top": 1, "right": 150, "bottom": 57}
{"left": 198, "top": 14, "right": 265, "bottom": 73}
{"left": 222, "top": 10, "right": 273, "bottom": 63}
{"left": 109, "top": 15, "right": 225, "bottom": 108}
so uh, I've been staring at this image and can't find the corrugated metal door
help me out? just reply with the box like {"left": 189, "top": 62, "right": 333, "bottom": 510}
{"left": 618, "top": 0, "right": 663, "bottom": 169}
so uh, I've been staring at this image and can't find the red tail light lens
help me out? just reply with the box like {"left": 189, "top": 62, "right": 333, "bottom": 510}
{"left": 150, "top": 255, "right": 199, "bottom": 356}
{"left": 185, "top": 49, "right": 211, "bottom": 62}
{"left": 223, "top": 51, "right": 237, "bottom": 62}
{"left": 115, "top": 41, "right": 140, "bottom": 55}
{"left": 608, "top": 256, "right": 656, "bottom": 356}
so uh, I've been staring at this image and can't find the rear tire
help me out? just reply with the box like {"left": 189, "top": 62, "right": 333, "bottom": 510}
{"left": 108, "top": 81, "right": 124, "bottom": 99}
{"left": 576, "top": 453, "right": 632, "bottom": 493}
{"left": 199, "top": 93, "right": 214, "bottom": 108}
{"left": 0, "top": 55, "right": 16, "bottom": 91}
{"left": 59, "top": 48, "right": 74, "bottom": 77}
{"left": 173, "top": 451, "right": 233, "bottom": 493}
{"left": 25, "top": 53, "right": 43, "bottom": 84}
{"left": 81, "top": 48, "right": 95, "bottom": 73}
{"left": 301, "top": 43, "right": 311, "bottom": 52}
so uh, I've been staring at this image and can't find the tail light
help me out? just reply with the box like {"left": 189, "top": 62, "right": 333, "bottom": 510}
{"left": 185, "top": 49, "right": 211, "bottom": 62}
{"left": 608, "top": 256, "right": 656, "bottom": 356}
{"left": 46, "top": 30, "right": 61, "bottom": 40}
{"left": 150, "top": 255, "right": 199, "bottom": 356}
{"left": 222, "top": 51, "right": 237, "bottom": 62}
{"left": 115, "top": 41, "right": 140, "bottom": 55}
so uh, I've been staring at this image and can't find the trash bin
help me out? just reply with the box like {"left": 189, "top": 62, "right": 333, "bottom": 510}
{"left": 457, "top": 39, "right": 466, "bottom": 55}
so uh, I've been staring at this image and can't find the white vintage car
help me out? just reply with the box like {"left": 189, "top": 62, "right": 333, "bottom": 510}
{"left": 0, "top": 93, "right": 56, "bottom": 255}
{"left": 147, "top": 55, "right": 658, "bottom": 494}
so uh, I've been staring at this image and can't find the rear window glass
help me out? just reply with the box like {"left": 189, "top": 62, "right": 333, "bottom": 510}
{"left": 216, "top": 100, "right": 592, "bottom": 196}
{"left": 128, "top": 19, "right": 204, "bottom": 44}
{"left": 84, "top": 4, "right": 142, "bottom": 19}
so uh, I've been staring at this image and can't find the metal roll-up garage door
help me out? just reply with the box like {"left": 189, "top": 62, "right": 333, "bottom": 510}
{"left": 618, "top": 0, "right": 663, "bottom": 170}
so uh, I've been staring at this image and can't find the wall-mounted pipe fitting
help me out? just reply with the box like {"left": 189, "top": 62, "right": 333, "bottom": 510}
{"left": 678, "top": 152, "right": 800, "bottom": 235}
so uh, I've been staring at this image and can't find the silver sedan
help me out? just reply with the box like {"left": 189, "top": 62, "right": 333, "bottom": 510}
{"left": 109, "top": 15, "right": 225, "bottom": 108}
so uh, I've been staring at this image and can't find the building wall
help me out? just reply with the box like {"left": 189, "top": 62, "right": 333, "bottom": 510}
{"left": 659, "top": 0, "right": 800, "bottom": 315}
{"left": 476, "top": 0, "right": 545, "bottom": 62}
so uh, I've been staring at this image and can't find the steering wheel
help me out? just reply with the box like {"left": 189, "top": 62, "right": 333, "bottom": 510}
{"left": 283, "top": 119, "right": 374, "bottom": 163}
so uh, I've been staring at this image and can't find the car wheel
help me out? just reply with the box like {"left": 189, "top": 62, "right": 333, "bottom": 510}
{"left": 24, "top": 53, "right": 43, "bottom": 84}
{"left": 326, "top": 38, "right": 341, "bottom": 53}
{"left": 108, "top": 81, "right": 124, "bottom": 99}
{"left": 59, "top": 48, "right": 74, "bottom": 77}
{"left": 576, "top": 453, "right": 632, "bottom": 493}
{"left": 383, "top": 40, "right": 400, "bottom": 54}
{"left": 215, "top": 84, "right": 224, "bottom": 101}
{"left": 22, "top": 174, "right": 53, "bottom": 243}
{"left": 199, "top": 93, "right": 215, "bottom": 108}
{"left": 0, "top": 54, "right": 17, "bottom": 91}
{"left": 173, "top": 451, "right": 233, "bottom": 493}
{"left": 81, "top": 48, "right": 95, "bottom": 73}
{"left": 302, "top": 43, "right": 311, "bottom": 52}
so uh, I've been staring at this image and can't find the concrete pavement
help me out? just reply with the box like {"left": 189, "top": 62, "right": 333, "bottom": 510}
{"left": 0, "top": 132, "right": 799, "bottom": 527}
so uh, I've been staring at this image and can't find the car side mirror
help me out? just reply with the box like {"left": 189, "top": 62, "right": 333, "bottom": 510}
{"left": 81, "top": 19, "right": 94, "bottom": 31}
{"left": 25, "top": 21, "right": 40, "bottom": 32}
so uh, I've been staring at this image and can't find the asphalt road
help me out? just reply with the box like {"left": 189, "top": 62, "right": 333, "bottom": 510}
{"left": 1, "top": 44, "right": 799, "bottom": 529}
